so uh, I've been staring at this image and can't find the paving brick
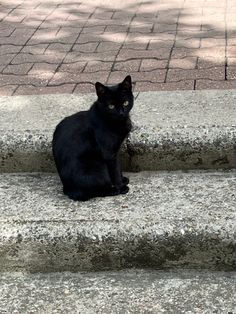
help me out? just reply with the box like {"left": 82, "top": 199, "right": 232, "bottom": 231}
{"left": 14, "top": 83, "right": 76, "bottom": 95}
{"left": 12, "top": 53, "right": 66, "bottom": 65}
{"left": 148, "top": 39, "right": 174, "bottom": 49}
{"left": 117, "top": 49, "right": 171, "bottom": 61}
{"left": 82, "top": 26, "right": 106, "bottom": 34}
{"left": 169, "top": 57, "right": 197, "bottom": 69}
{"left": 59, "top": 62, "right": 87, "bottom": 73}
{"left": 0, "top": 28, "right": 15, "bottom": 37}
{"left": 67, "top": 12, "right": 92, "bottom": 21}
{"left": 134, "top": 80, "right": 194, "bottom": 92}
{"left": 49, "top": 71, "right": 110, "bottom": 85}
{"left": 227, "top": 58, "right": 236, "bottom": 66}
{"left": 0, "top": 54, "right": 16, "bottom": 66}
{"left": 76, "top": 34, "right": 107, "bottom": 44}
{"left": 64, "top": 52, "right": 116, "bottom": 63}
{"left": 130, "top": 23, "right": 153, "bottom": 33}
{"left": 153, "top": 23, "right": 177, "bottom": 32}
{"left": 21, "top": 44, "right": 48, "bottom": 54}
{"left": 0, "top": 36, "right": 31, "bottom": 45}
{"left": 3, "top": 63, "right": 33, "bottom": 75}
{"left": 0, "top": 85, "right": 17, "bottom": 96}
{"left": 140, "top": 59, "right": 168, "bottom": 71}
{"left": 97, "top": 42, "right": 121, "bottom": 52}
{"left": 92, "top": 10, "right": 114, "bottom": 20}
{"left": 195, "top": 79, "right": 236, "bottom": 89}
{"left": 123, "top": 42, "right": 148, "bottom": 50}
{"left": 197, "top": 57, "right": 225, "bottom": 69}
{"left": 175, "top": 38, "right": 200, "bottom": 48}
{"left": 167, "top": 67, "right": 225, "bottom": 82}
{"left": 113, "top": 60, "right": 141, "bottom": 72}
{"left": 84, "top": 61, "right": 113, "bottom": 73}
{"left": 0, "top": 74, "right": 49, "bottom": 87}
{"left": 105, "top": 25, "right": 128, "bottom": 33}
{"left": 73, "top": 43, "right": 98, "bottom": 53}
{"left": 47, "top": 43, "right": 73, "bottom": 53}
{"left": 11, "top": 28, "right": 37, "bottom": 37}
{"left": 108, "top": 69, "right": 166, "bottom": 84}
{"left": 101, "top": 32, "right": 127, "bottom": 43}
{"left": 73, "top": 83, "right": 95, "bottom": 93}
{"left": 112, "top": 11, "right": 134, "bottom": 20}
{"left": 0, "top": 45, "right": 22, "bottom": 55}
{"left": 201, "top": 38, "right": 226, "bottom": 47}
{"left": 29, "top": 28, "right": 79, "bottom": 44}
{"left": 227, "top": 66, "right": 236, "bottom": 80}
{"left": 28, "top": 63, "right": 58, "bottom": 80}
{"left": 227, "top": 46, "right": 236, "bottom": 58}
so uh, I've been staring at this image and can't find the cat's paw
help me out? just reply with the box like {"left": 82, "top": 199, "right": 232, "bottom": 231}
{"left": 120, "top": 185, "right": 129, "bottom": 194}
{"left": 122, "top": 176, "right": 129, "bottom": 185}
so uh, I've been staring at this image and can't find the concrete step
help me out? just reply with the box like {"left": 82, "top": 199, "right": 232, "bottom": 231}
{"left": 1, "top": 270, "right": 235, "bottom": 313}
{"left": 0, "top": 171, "right": 235, "bottom": 272}
{"left": 1, "top": 90, "right": 236, "bottom": 172}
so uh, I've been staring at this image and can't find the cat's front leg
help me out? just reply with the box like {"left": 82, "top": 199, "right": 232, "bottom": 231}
{"left": 106, "top": 158, "right": 129, "bottom": 194}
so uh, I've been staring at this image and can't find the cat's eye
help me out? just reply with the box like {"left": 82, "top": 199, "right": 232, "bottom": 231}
{"left": 123, "top": 101, "right": 129, "bottom": 107}
{"left": 108, "top": 104, "right": 115, "bottom": 109}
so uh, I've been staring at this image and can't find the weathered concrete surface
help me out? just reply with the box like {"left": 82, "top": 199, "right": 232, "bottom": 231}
{"left": 1, "top": 90, "right": 236, "bottom": 172}
{"left": 0, "top": 171, "right": 236, "bottom": 272}
{"left": 0, "top": 270, "right": 235, "bottom": 313}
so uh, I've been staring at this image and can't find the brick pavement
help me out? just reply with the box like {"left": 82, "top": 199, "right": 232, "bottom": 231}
{"left": 0, "top": 0, "right": 235, "bottom": 95}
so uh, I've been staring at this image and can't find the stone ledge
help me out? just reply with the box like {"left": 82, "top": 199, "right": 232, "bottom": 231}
{"left": 0, "top": 171, "right": 235, "bottom": 272}
{"left": 1, "top": 270, "right": 235, "bottom": 313}
{"left": 0, "top": 90, "right": 236, "bottom": 172}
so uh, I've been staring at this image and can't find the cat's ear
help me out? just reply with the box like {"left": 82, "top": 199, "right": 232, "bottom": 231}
{"left": 120, "top": 75, "right": 132, "bottom": 92}
{"left": 95, "top": 82, "right": 107, "bottom": 98}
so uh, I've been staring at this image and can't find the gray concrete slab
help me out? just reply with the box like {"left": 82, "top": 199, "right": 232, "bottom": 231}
{"left": 0, "top": 270, "right": 235, "bottom": 313}
{"left": 0, "top": 171, "right": 236, "bottom": 272}
{"left": 1, "top": 90, "right": 236, "bottom": 172}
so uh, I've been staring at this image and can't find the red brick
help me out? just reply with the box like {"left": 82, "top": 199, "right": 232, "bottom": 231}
{"left": 167, "top": 67, "right": 225, "bottom": 82}
{"left": 3, "top": 63, "right": 33, "bottom": 75}
{"left": 195, "top": 79, "right": 236, "bottom": 89}
{"left": 169, "top": 57, "right": 197, "bottom": 69}
{"left": 113, "top": 60, "right": 141, "bottom": 72}
{"left": 0, "top": 85, "right": 17, "bottom": 96}
{"left": 14, "top": 84, "right": 76, "bottom": 96}
{"left": 134, "top": 80, "right": 194, "bottom": 92}
{"left": 140, "top": 59, "right": 168, "bottom": 71}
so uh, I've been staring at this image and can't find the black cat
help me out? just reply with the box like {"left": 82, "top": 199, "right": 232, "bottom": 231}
{"left": 52, "top": 75, "right": 134, "bottom": 201}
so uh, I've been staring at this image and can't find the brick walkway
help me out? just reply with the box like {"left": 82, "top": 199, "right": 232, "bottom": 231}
{"left": 0, "top": 0, "right": 235, "bottom": 95}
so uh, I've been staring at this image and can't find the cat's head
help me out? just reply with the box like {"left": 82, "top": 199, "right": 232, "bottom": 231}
{"left": 95, "top": 75, "right": 134, "bottom": 120}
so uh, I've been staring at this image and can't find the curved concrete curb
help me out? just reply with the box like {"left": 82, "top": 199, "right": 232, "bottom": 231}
{"left": 1, "top": 90, "right": 236, "bottom": 172}
{"left": 1, "top": 171, "right": 235, "bottom": 272}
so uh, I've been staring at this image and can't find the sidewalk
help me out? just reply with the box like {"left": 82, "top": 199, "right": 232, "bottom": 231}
{"left": 0, "top": 0, "right": 235, "bottom": 96}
